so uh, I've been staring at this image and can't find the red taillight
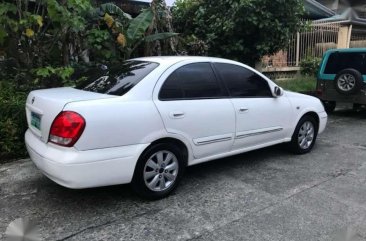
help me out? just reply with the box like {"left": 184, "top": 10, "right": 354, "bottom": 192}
{"left": 316, "top": 88, "right": 323, "bottom": 97}
{"left": 49, "top": 111, "right": 85, "bottom": 147}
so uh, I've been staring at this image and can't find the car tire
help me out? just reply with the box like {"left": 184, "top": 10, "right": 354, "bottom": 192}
{"left": 131, "top": 142, "right": 186, "bottom": 199}
{"left": 334, "top": 69, "right": 363, "bottom": 95}
{"left": 322, "top": 101, "right": 336, "bottom": 113}
{"left": 288, "top": 115, "right": 318, "bottom": 154}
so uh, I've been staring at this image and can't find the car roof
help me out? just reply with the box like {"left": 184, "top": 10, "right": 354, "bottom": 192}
{"left": 325, "top": 48, "right": 366, "bottom": 54}
{"left": 131, "top": 56, "right": 241, "bottom": 65}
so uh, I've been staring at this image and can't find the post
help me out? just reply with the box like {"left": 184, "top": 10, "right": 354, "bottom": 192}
{"left": 337, "top": 26, "right": 351, "bottom": 48}
{"left": 296, "top": 32, "right": 300, "bottom": 67}
{"left": 347, "top": 24, "right": 353, "bottom": 48}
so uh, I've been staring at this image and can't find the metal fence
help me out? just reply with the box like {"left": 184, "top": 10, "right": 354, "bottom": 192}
{"left": 261, "top": 20, "right": 340, "bottom": 70}
{"left": 350, "top": 27, "right": 366, "bottom": 48}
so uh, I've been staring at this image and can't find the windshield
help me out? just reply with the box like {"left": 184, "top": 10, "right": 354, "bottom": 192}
{"left": 75, "top": 61, "right": 159, "bottom": 96}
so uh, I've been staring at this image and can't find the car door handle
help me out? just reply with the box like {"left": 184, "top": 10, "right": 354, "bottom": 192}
{"left": 238, "top": 108, "right": 249, "bottom": 113}
{"left": 169, "top": 111, "right": 185, "bottom": 119}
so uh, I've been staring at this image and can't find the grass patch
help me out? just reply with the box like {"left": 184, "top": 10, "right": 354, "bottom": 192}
{"left": 275, "top": 76, "right": 317, "bottom": 93}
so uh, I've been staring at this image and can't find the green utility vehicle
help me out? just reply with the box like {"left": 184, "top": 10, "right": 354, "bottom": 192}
{"left": 317, "top": 48, "right": 366, "bottom": 112}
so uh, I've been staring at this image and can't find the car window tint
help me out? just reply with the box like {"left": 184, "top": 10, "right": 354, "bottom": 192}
{"left": 214, "top": 63, "right": 272, "bottom": 97}
{"left": 159, "top": 63, "right": 225, "bottom": 100}
{"left": 75, "top": 61, "right": 159, "bottom": 96}
{"left": 324, "top": 52, "right": 366, "bottom": 75}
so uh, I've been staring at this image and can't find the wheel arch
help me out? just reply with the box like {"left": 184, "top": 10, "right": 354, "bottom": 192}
{"left": 290, "top": 111, "right": 320, "bottom": 138}
{"left": 304, "top": 111, "right": 320, "bottom": 126}
{"left": 149, "top": 137, "right": 189, "bottom": 166}
{"left": 137, "top": 136, "right": 191, "bottom": 169}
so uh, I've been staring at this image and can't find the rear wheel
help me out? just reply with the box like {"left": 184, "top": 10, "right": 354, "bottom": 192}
{"left": 289, "top": 115, "right": 318, "bottom": 154}
{"left": 131, "top": 143, "right": 185, "bottom": 199}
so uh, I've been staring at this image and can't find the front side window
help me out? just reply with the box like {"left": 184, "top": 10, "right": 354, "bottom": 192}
{"left": 75, "top": 61, "right": 159, "bottom": 96}
{"left": 159, "top": 63, "right": 225, "bottom": 100}
{"left": 214, "top": 63, "right": 272, "bottom": 97}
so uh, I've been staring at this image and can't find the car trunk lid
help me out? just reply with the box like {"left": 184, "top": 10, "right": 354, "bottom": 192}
{"left": 26, "top": 87, "right": 116, "bottom": 143}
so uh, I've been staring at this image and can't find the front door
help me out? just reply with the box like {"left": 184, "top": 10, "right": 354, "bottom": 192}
{"left": 154, "top": 62, "right": 236, "bottom": 159}
{"left": 213, "top": 63, "right": 292, "bottom": 150}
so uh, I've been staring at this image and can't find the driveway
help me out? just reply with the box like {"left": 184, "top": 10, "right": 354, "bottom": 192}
{"left": 1, "top": 108, "right": 366, "bottom": 241}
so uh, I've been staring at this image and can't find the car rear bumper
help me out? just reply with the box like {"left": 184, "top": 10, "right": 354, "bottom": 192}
{"left": 25, "top": 130, "right": 149, "bottom": 189}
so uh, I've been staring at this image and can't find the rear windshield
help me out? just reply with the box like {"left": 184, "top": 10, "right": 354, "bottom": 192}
{"left": 75, "top": 61, "right": 159, "bottom": 96}
{"left": 324, "top": 52, "right": 366, "bottom": 75}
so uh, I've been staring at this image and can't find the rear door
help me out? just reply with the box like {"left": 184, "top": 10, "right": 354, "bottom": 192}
{"left": 153, "top": 62, "right": 236, "bottom": 159}
{"left": 213, "top": 62, "right": 292, "bottom": 150}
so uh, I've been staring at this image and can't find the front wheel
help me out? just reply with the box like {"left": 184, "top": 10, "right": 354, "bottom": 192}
{"left": 288, "top": 115, "right": 318, "bottom": 154}
{"left": 131, "top": 143, "right": 185, "bottom": 199}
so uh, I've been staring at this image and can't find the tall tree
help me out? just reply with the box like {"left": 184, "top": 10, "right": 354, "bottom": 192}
{"left": 172, "top": 0, "right": 304, "bottom": 66}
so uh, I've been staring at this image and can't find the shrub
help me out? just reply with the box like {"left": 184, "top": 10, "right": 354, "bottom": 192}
{"left": 0, "top": 81, "right": 28, "bottom": 162}
{"left": 300, "top": 56, "right": 322, "bottom": 77}
{"left": 172, "top": 0, "right": 304, "bottom": 66}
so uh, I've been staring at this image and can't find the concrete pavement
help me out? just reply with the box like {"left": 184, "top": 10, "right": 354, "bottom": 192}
{"left": 1, "top": 108, "right": 366, "bottom": 240}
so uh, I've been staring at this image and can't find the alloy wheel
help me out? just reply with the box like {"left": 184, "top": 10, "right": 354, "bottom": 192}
{"left": 298, "top": 121, "right": 315, "bottom": 150}
{"left": 337, "top": 74, "right": 356, "bottom": 91}
{"left": 143, "top": 150, "right": 179, "bottom": 192}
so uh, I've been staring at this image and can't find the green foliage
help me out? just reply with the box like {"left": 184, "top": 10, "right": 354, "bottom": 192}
{"left": 0, "top": 1, "right": 178, "bottom": 161}
{"left": 99, "top": 4, "right": 178, "bottom": 59}
{"left": 1, "top": 1, "right": 177, "bottom": 83}
{"left": 99, "top": 3, "right": 132, "bottom": 20}
{"left": 0, "top": 0, "right": 95, "bottom": 86}
{"left": 300, "top": 56, "right": 322, "bottom": 77}
{"left": 33, "top": 66, "right": 75, "bottom": 86}
{"left": 275, "top": 76, "right": 317, "bottom": 92}
{"left": 127, "top": 9, "right": 154, "bottom": 42}
{"left": 0, "top": 2, "right": 17, "bottom": 44}
{"left": 86, "top": 29, "right": 115, "bottom": 60}
{"left": 0, "top": 82, "right": 28, "bottom": 161}
{"left": 172, "top": 0, "right": 304, "bottom": 66}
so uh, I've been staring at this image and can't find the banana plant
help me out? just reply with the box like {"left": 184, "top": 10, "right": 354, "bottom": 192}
{"left": 99, "top": 4, "right": 178, "bottom": 59}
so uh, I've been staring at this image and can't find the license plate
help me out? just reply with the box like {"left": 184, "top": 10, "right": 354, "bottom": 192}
{"left": 31, "top": 112, "right": 41, "bottom": 130}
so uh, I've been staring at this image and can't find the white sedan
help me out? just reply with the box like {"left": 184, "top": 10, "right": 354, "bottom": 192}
{"left": 25, "top": 56, "right": 327, "bottom": 199}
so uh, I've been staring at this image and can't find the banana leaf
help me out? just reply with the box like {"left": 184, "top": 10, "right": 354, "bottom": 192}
{"left": 126, "top": 9, "right": 153, "bottom": 42}
{"left": 100, "top": 3, "right": 132, "bottom": 20}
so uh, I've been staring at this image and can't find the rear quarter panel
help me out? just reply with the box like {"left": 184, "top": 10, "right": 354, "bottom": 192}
{"left": 64, "top": 98, "right": 166, "bottom": 151}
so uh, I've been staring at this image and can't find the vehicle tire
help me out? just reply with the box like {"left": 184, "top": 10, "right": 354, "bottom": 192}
{"left": 288, "top": 115, "right": 318, "bottom": 154}
{"left": 322, "top": 101, "right": 336, "bottom": 113}
{"left": 334, "top": 69, "right": 363, "bottom": 95}
{"left": 131, "top": 142, "right": 186, "bottom": 199}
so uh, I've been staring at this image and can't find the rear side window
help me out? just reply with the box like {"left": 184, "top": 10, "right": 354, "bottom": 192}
{"left": 76, "top": 61, "right": 159, "bottom": 96}
{"left": 324, "top": 52, "right": 366, "bottom": 75}
{"left": 159, "top": 63, "right": 226, "bottom": 100}
{"left": 214, "top": 63, "right": 272, "bottom": 97}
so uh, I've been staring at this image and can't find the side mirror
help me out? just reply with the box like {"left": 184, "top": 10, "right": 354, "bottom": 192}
{"left": 274, "top": 86, "right": 283, "bottom": 97}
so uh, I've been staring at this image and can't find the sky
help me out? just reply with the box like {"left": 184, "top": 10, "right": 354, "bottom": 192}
{"left": 165, "top": 0, "right": 176, "bottom": 6}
